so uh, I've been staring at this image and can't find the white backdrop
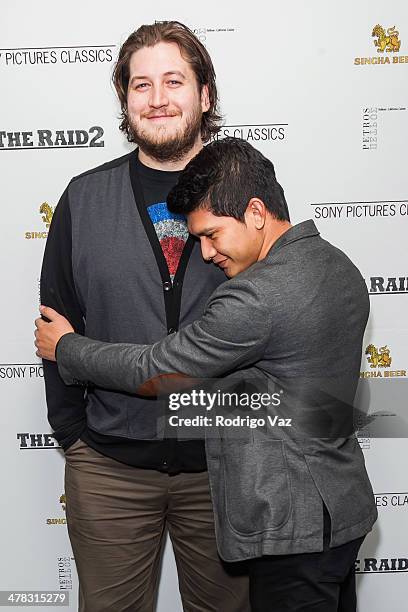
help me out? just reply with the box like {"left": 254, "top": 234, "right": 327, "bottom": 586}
{"left": 1, "top": 1, "right": 407, "bottom": 610}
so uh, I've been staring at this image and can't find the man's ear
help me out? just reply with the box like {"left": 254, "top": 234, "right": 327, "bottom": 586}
{"left": 246, "top": 198, "right": 266, "bottom": 230}
{"left": 201, "top": 84, "right": 210, "bottom": 113}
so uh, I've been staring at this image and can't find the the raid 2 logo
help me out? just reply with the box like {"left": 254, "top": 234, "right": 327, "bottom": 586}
{"left": 356, "top": 557, "right": 408, "bottom": 573}
{"left": 355, "top": 24, "right": 406, "bottom": 65}
{"left": 0, "top": 126, "right": 104, "bottom": 149}
{"left": 367, "top": 276, "right": 408, "bottom": 295}
{"left": 17, "top": 433, "right": 60, "bottom": 449}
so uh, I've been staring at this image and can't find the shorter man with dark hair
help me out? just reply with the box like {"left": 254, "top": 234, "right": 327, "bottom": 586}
{"left": 36, "top": 138, "right": 377, "bottom": 612}
{"left": 39, "top": 22, "right": 250, "bottom": 612}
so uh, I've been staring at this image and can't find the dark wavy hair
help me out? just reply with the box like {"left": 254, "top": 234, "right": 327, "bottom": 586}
{"left": 112, "top": 21, "right": 221, "bottom": 143}
{"left": 167, "top": 137, "right": 290, "bottom": 222}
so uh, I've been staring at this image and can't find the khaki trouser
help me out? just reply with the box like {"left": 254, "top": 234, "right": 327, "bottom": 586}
{"left": 65, "top": 439, "right": 249, "bottom": 612}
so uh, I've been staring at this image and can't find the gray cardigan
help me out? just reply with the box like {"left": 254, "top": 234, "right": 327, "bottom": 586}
{"left": 40, "top": 151, "right": 225, "bottom": 448}
{"left": 56, "top": 220, "right": 377, "bottom": 560}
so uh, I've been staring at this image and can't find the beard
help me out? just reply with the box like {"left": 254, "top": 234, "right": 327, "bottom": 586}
{"left": 128, "top": 103, "right": 203, "bottom": 163}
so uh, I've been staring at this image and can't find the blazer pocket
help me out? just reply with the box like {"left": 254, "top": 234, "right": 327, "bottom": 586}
{"left": 222, "top": 439, "right": 292, "bottom": 536}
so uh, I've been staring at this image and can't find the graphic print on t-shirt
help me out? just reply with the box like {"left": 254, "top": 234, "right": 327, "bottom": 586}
{"left": 147, "top": 202, "right": 189, "bottom": 281}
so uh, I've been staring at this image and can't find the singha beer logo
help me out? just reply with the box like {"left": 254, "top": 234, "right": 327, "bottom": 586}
{"left": 365, "top": 344, "right": 392, "bottom": 368}
{"left": 25, "top": 202, "right": 54, "bottom": 240}
{"left": 360, "top": 344, "right": 406, "bottom": 379}
{"left": 40, "top": 202, "right": 54, "bottom": 229}
{"left": 372, "top": 25, "right": 401, "bottom": 53}
{"left": 59, "top": 494, "right": 66, "bottom": 512}
{"left": 355, "top": 24, "right": 407, "bottom": 65}
{"left": 46, "top": 494, "right": 67, "bottom": 525}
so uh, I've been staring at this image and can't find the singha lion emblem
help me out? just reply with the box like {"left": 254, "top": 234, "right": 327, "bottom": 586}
{"left": 365, "top": 344, "right": 392, "bottom": 368}
{"left": 372, "top": 25, "right": 401, "bottom": 53}
{"left": 39, "top": 202, "right": 54, "bottom": 228}
{"left": 59, "top": 494, "right": 66, "bottom": 512}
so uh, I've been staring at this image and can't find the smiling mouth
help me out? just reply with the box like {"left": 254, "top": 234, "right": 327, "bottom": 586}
{"left": 214, "top": 259, "right": 228, "bottom": 268}
{"left": 146, "top": 114, "right": 177, "bottom": 120}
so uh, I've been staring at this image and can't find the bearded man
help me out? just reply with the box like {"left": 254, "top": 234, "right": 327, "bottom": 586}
{"left": 40, "top": 21, "right": 249, "bottom": 612}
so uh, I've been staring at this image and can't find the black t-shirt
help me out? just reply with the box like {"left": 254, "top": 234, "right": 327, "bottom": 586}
{"left": 81, "top": 156, "right": 207, "bottom": 474}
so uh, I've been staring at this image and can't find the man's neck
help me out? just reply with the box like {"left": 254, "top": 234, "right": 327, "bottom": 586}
{"left": 258, "top": 220, "right": 292, "bottom": 261}
{"left": 138, "top": 138, "right": 203, "bottom": 171}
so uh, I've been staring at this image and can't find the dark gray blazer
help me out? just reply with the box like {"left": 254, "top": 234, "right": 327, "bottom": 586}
{"left": 56, "top": 220, "right": 377, "bottom": 561}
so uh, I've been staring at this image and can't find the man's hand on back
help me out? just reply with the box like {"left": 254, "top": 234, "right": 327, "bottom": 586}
{"left": 35, "top": 305, "right": 75, "bottom": 361}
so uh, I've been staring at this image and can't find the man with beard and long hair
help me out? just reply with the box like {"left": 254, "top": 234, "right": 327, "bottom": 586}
{"left": 40, "top": 22, "right": 249, "bottom": 612}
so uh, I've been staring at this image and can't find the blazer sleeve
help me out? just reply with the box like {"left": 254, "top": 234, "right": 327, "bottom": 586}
{"left": 40, "top": 186, "right": 87, "bottom": 449}
{"left": 56, "top": 277, "right": 272, "bottom": 395}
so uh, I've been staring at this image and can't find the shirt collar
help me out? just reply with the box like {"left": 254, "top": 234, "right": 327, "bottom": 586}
{"left": 266, "top": 220, "right": 320, "bottom": 259}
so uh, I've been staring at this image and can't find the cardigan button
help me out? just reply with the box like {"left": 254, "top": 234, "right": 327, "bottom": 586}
{"left": 163, "top": 281, "right": 172, "bottom": 291}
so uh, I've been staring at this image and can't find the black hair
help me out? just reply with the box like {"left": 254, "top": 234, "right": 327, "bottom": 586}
{"left": 167, "top": 137, "right": 290, "bottom": 221}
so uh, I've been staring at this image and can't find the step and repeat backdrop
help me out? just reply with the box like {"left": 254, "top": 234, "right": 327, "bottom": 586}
{"left": 1, "top": 1, "right": 407, "bottom": 610}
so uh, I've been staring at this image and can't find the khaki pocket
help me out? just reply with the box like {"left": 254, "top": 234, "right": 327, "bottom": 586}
{"left": 64, "top": 438, "right": 86, "bottom": 457}
{"left": 222, "top": 439, "right": 292, "bottom": 536}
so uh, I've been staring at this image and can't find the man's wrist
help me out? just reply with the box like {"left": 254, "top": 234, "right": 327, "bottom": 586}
{"left": 55, "top": 332, "right": 76, "bottom": 362}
